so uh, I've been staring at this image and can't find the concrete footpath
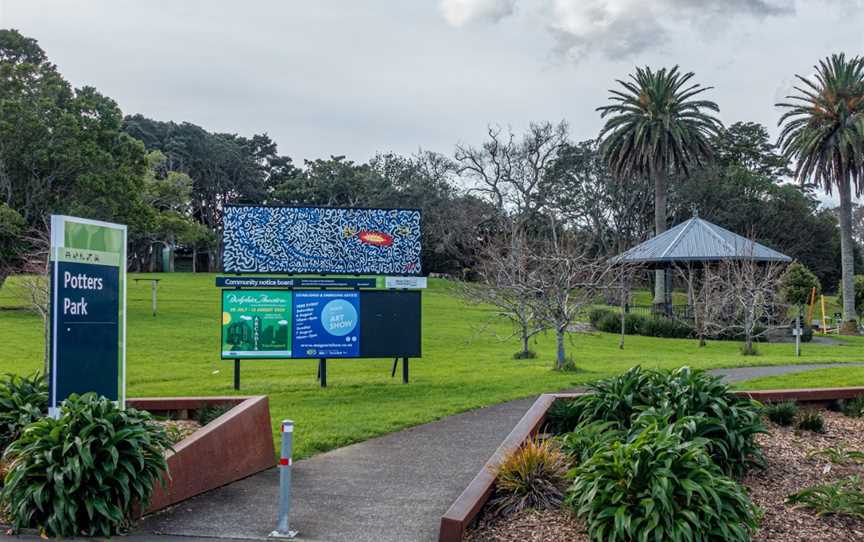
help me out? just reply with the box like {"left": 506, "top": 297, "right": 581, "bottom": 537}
{"left": 709, "top": 362, "right": 864, "bottom": 383}
{"left": 138, "top": 396, "right": 539, "bottom": 542}
{"left": 4, "top": 362, "right": 863, "bottom": 542}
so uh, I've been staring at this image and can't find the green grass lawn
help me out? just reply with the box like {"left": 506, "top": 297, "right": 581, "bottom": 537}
{"left": 736, "top": 366, "right": 864, "bottom": 390}
{"left": 1, "top": 273, "right": 862, "bottom": 459}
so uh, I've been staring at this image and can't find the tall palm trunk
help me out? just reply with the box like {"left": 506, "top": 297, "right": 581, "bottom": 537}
{"left": 653, "top": 172, "right": 667, "bottom": 306}
{"left": 838, "top": 177, "right": 859, "bottom": 334}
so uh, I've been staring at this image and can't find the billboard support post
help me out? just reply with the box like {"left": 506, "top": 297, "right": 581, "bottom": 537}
{"left": 234, "top": 360, "right": 241, "bottom": 391}
{"left": 318, "top": 358, "right": 327, "bottom": 388}
{"left": 402, "top": 356, "right": 409, "bottom": 384}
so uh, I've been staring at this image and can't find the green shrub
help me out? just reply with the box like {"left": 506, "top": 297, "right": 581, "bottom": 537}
{"left": 557, "top": 420, "right": 625, "bottom": 464}
{"left": 594, "top": 311, "right": 620, "bottom": 333}
{"left": 567, "top": 423, "right": 758, "bottom": 542}
{"left": 800, "top": 325, "right": 814, "bottom": 343}
{"left": 588, "top": 308, "right": 613, "bottom": 328}
{"left": 0, "top": 372, "right": 47, "bottom": 452}
{"left": 842, "top": 395, "right": 864, "bottom": 418}
{"left": 194, "top": 403, "right": 234, "bottom": 425}
{"left": 763, "top": 401, "right": 798, "bottom": 426}
{"left": 640, "top": 316, "right": 693, "bottom": 339}
{"left": 797, "top": 409, "right": 825, "bottom": 433}
{"left": 566, "top": 367, "right": 765, "bottom": 477}
{"left": 787, "top": 476, "right": 864, "bottom": 519}
{"left": 512, "top": 350, "right": 537, "bottom": 360}
{"left": 1, "top": 393, "right": 172, "bottom": 537}
{"left": 490, "top": 438, "right": 569, "bottom": 517}
{"left": 718, "top": 325, "right": 768, "bottom": 343}
{"left": 623, "top": 313, "right": 647, "bottom": 335}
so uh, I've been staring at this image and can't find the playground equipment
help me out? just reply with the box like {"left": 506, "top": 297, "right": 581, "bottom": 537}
{"left": 807, "top": 287, "right": 842, "bottom": 334}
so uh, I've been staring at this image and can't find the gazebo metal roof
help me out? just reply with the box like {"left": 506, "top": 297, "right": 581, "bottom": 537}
{"left": 612, "top": 215, "right": 792, "bottom": 268}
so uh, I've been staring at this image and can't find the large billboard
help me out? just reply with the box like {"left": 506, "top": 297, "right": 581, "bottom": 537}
{"left": 222, "top": 206, "right": 422, "bottom": 275}
{"left": 49, "top": 215, "right": 126, "bottom": 416}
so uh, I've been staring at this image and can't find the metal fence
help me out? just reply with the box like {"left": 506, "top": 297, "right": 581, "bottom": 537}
{"left": 625, "top": 303, "right": 694, "bottom": 321}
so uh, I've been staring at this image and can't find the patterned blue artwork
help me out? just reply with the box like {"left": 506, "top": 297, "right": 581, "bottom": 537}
{"left": 222, "top": 206, "right": 422, "bottom": 275}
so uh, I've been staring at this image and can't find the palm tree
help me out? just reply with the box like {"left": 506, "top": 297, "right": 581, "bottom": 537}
{"left": 777, "top": 53, "right": 864, "bottom": 334}
{"left": 597, "top": 66, "right": 722, "bottom": 307}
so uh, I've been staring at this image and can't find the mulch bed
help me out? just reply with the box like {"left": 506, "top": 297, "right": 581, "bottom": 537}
{"left": 466, "top": 410, "right": 864, "bottom": 542}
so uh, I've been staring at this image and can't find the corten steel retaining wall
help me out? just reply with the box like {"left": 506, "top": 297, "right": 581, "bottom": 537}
{"left": 438, "top": 386, "right": 864, "bottom": 542}
{"left": 128, "top": 396, "right": 276, "bottom": 515}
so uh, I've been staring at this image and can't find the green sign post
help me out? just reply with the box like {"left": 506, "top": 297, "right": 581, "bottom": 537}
{"left": 49, "top": 215, "right": 127, "bottom": 417}
{"left": 221, "top": 290, "right": 293, "bottom": 358}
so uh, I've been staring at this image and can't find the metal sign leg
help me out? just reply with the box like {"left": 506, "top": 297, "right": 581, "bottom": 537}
{"left": 234, "top": 360, "right": 240, "bottom": 391}
{"left": 402, "top": 357, "right": 409, "bottom": 384}
{"left": 318, "top": 358, "right": 327, "bottom": 388}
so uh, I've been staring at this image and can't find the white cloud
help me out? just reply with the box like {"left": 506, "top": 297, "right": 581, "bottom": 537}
{"left": 439, "top": 0, "right": 517, "bottom": 26}
{"left": 442, "top": 0, "right": 795, "bottom": 59}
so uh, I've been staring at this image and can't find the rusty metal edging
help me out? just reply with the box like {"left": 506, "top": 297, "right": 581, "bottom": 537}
{"left": 127, "top": 395, "right": 277, "bottom": 515}
{"left": 437, "top": 386, "right": 864, "bottom": 542}
{"left": 438, "top": 393, "right": 586, "bottom": 542}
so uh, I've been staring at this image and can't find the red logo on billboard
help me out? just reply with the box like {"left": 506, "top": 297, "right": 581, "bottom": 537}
{"left": 358, "top": 231, "right": 393, "bottom": 247}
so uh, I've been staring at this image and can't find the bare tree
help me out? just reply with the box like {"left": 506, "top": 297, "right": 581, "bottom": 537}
{"left": 458, "top": 228, "right": 544, "bottom": 358}
{"left": 691, "top": 265, "right": 733, "bottom": 347}
{"left": 524, "top": 237, "right": 617, "bottom": 370}
{"left": 454, "top": 121, "right": 568, "bottom": 230}
{"left": 16, "top": 224, "right": 52, "bottom": 373}
{"left": 702, "top": 255, "right": 789, "bottom": 355}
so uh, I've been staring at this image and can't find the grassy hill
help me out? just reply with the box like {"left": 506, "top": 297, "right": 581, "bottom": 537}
{"left": 1, "top": 273, "right": 861, "bottom": 458}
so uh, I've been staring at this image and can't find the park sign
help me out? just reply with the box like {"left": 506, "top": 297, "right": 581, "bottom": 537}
{"left": 49, "top": 215, "right": 126, "bottom": 417}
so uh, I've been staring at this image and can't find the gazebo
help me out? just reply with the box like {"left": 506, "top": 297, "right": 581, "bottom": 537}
{"left": 612, "top": 213, "right": 792, "bottom": 317}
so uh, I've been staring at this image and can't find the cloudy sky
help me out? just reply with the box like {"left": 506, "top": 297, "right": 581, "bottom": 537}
{"left": 2, "top": 0, "right": 864, "bottom": 167}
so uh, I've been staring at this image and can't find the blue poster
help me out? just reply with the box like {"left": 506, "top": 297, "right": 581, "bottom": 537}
{"left": 293, "top": 291, "right": 360, "bottom": 358}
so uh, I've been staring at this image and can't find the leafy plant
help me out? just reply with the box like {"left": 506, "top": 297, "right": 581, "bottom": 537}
{"left": 567, "top": 366, "right": 766, "bottom": 477}
{"left": 807, "top": 445, "right": 864, "bottom": 466}
{"left": 557, "top": 420, "right": 625, "bottom": 464}
{"left": 489, "top": 438, "right": 570, "bottom": 517}
{"left": 194, "top": 403, "right": 234, "bottom": 425}
{"left": 1, "top": 393, "right": 172, "bottom": 537}
{"left": 544, "top": 398, "right": 585, "bottom": 434}
{"left": 567, "top": 423, "right": 758, "bottom": 542}
{"left": 787, "top": 476, "right": 864, "bottom": 519}
{"left": 841, "top": 395, "right": 864, "bottom": 418}
{"left": 797, "top": 409, "right": 826, "bottom": 433}
{"left": 763, "top": 401, "right": 798, "bottom": 426}
{"left": 0, "top": 372, "right": 48, "bottom": 451}
{"left": 566, "top": 366, "right": 657, "bottom": 427}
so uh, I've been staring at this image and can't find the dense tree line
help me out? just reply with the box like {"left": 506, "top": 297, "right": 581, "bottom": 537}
{"left": 0, "top": 29, "right": 860, "bottom": 297}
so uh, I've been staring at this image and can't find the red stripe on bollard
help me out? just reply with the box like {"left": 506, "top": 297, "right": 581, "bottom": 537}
{"left": 279, "top": 458, "right": 292, "bottom": 466}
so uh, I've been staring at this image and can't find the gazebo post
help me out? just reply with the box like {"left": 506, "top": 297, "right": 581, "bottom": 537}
{"left": 664, "top": 266, "right": 673, "bottom": 318}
